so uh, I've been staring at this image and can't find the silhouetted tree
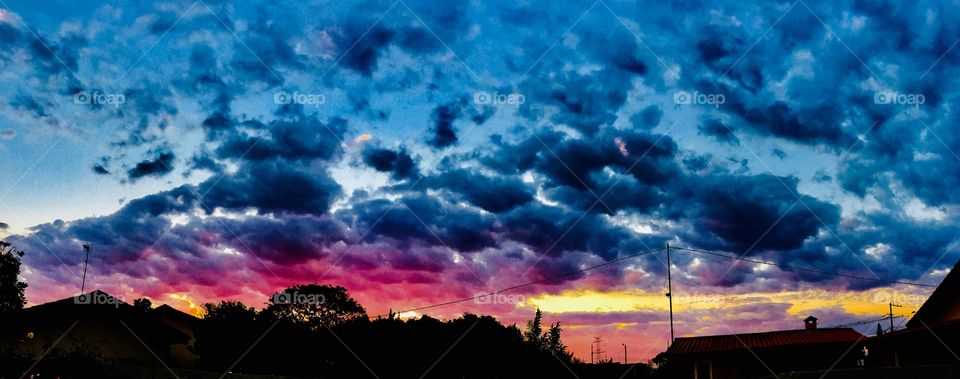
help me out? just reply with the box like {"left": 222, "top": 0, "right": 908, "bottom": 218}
{"left": 876, "top": 323, "right": 884, "bottom": 336}
{"left": 524, "top": 308, "right": 573, "bottom": 361}
{"left": 0, "top": 241, "right": 27, "bottom": 315}
{"left": 524, "top": 308, "right": 546, "bottom": 350}
{"left": 195, "top": 301, "right": 261, "bottom": 371}
{"left": 191, "top": 290, "right": 591, "bottom": 377}
{"left": 546, "top": 322, "right": 573, "bottom": 361}
{"left": 262, "top": 284, "right": 366, "bottom": 330}
{"left": 132, "top": 298, "right": 152, "bottom": 312}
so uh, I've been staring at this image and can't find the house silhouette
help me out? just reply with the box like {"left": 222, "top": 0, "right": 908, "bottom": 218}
{"left": 0, "top": 290, "right": 198, "bottom": 374}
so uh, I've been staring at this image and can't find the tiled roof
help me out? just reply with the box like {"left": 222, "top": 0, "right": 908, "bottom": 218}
{"left": 667, "top": 328, "right": 865, "bottom": 355}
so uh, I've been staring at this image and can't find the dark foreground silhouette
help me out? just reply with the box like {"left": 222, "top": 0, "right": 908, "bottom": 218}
{"left": 0, "top": 285, "right": 652, "bottom": 378}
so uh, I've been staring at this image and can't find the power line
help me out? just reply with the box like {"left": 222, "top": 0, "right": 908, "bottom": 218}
{"left": 379, "top": 247, "right": 667, "bottom": 317}
{"left": 673, "top": 246, "right": 938, "bottom": 288}
{"left": 831, "top": 315, "right": 896, "bottom": 328}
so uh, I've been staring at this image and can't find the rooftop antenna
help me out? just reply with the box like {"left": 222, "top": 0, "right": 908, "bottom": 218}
{"left": 81, "top": 244, "right": 91, "bottom": 294}
{"left": 666, "top": 242, "right": 675, "bottom": 345}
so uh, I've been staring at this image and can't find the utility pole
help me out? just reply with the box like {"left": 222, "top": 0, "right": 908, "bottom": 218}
{"left": 622, "top": 343, "right": 627, "bottom": 364}
{"left": 590, "top": 341, "right": 594, "bottom": 364}
{"left": 889, "top": 303, "right": 902, "bottom": 333}
{"left": 666, "top": 242, "right": 675, "bottom": 345}
{"left": 81, "top": 244, "right": 91, "bottom": 294}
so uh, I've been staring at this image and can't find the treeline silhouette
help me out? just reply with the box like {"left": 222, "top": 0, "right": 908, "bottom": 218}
{"left": 196, "top": 284, "right": 580, "bottom": 377}
{"left": 1, "top": 278, "right": 653, "bottom": 378}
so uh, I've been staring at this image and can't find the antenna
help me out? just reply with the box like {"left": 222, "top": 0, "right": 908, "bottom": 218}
{"left": 81, "top": 244, "right": 91, "bottom": 294}
{"left": 666, "top": 242, "right": 675, "bottom": 345}
{"left": 592, "top": 336, "right": 605, "bottom": 363}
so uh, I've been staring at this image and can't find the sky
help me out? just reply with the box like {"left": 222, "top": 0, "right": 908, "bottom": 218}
{"left": 0, "top": 0, "right": 959, "bottom": 362}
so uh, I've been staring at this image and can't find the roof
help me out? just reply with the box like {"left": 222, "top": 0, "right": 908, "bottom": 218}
{"left": 907, "top": 259, "right": 960, "bottom": 328}
{"left": 155, "top": 304, "right": 200, "bottom": 323}
{"left": 667, "top": 328, "right": 865, "bottom": 355}
{"left": 874, "top": 317, "right": 960, "bottom": 341}
{"left": 6, "top": 290, "right": 188, "bottom": 345}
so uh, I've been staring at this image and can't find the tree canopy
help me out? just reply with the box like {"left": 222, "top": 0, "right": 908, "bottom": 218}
{"left": 0, "top": 241, "right": 27, "bottom": 315}
{"left": 262, "top": 283, "right": 367, "bottom": 329}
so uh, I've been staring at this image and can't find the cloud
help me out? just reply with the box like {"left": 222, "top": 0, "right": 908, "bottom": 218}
{"left": 427, "top": 102, "right": 459, "bottom": 148}
{"left": 6, "top": 1, "right": 960, "bottom": 339}
{"left": 426, "top": 169, "right": 533, "bottom": 213}
{"left": 698, "top": 118, "right": 739, "bottom": 145}
{"left": 362, "top": 147, "right": 419, "bottom": 180}
{"left": 127, "top": 148, "right": 175, "bottom": 181}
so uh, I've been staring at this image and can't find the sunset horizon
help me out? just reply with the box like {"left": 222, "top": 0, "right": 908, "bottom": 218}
{"left": 2, "top": 0, "right": 960, "bottom": 377}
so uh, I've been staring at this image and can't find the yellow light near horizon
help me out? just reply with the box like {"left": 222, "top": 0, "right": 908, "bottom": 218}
{"left": 526, "top": 290, "right": 666, "bottom": 313}
{"left": 168, "top": 293, "right": 204, "bottom": 317}
{"left": 524, "top": 287, "right": 931, "bottom": 318}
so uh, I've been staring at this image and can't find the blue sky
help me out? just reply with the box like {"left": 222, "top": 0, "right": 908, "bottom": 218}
{"left": 1, "top": 0, "right": 959, "bottom": 360}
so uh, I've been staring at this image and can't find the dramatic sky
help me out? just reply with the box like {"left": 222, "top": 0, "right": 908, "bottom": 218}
{"left": 1, "top": 0, "right": 958, "bottom": 362}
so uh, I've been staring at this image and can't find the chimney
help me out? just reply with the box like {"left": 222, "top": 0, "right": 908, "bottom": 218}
{"left": 804, "top": 316, "right": 818, "bottom": 330}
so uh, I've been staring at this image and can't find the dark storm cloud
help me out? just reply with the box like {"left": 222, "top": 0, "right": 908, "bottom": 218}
{"left": 684, "top": 174, "right": 840, "bottom": 253}
{"left": 127, "top": 148, "right": 175, "bottom": 181}
{"left": 11, "top": 0, "right": 960, "bottom": 300}
{"left": 426, "top": 169, "right": 533, "bottom": 213}
{"left": 427, "top": 102, "right": 459, "bottom": 148}
{"left": 199, "top": 160, "right": 342, "bottom": 216}
{"left": 630, "top": 105, "right": 663, "bottom": 130}
{"left": 344, "top": 192, "right": 497, "bottom": 253}
{"left": 362, "top": 147, "right": 419, "bottom": 180}
{"left": 215, "top": 114, "right": 347, "bottom": 163}
{"left": 501, "top": 203, "right": 639, "bottom": 261}
{"left": 698, "top": 118, "right": 739, "bottom": 145}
